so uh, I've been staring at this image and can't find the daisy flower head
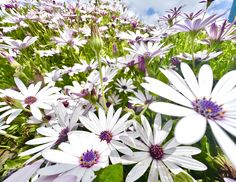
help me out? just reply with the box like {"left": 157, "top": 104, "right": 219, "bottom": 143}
{"left": 18, "top": 102, "right": 83, "bottom": 164}
{"left": 176, "top": 50, "right": 222, "bottom": 62}
{"left": 0, "top": 97, "right": 23, "bottom": 124}
{"left": 121, "top": 114, "right": 207, "bottom": 182}
{"left": 142, "top": 62, "right": 236, "bottom": 168}
{"left": 0, "top": 77, "right": 61, "bottom": 120}
{"left": 116, "top": 78, "right": 136, "bottom": 93}
{"left": 39, "top": 131, "right": 110, "bottom": 182}
{"left": 79, "top": 105, "right": 133, "bottom": 164}
{"left": 128, "top": 90, "right": 154, "bottom": 107}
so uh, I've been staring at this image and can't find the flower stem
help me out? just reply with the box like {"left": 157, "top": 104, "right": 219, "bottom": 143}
{"left": 96, "top": 52, "right": 107, "bottom": 111}
{"left": 0, "top": 132, "right": 18, "bottom": 140}
{"left": 190, "top": 35, "right": 196, "bottom": 70}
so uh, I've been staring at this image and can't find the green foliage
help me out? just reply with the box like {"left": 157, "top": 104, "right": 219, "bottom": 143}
{"left": 94, "top": 164, "right": 123, "bottom": 182}
{"left": 174, "top": 172, "right": 194, "bottom": 182}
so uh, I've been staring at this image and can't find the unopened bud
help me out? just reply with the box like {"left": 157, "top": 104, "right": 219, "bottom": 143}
{"left": 90, "top": 25, "right": 103, "bottom": 54}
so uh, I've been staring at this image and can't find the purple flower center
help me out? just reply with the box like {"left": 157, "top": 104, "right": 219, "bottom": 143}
{"left": 55, "top": 127, "right": 69, "bottom": 145}
{"left": 63, "top": 100, "right": 69, "bottom": 107}
{"left": 25, "top": 96, "right": 37, "bottom": 105}
{"left": 80, "top": 150, "right": 100, "bottom": 168}
{"left": 103, "top": 77, "right": 108, "bottom": 82}
{"left": 99, "top": 131, "right": 113, "bottom": 143}
{"left": 192, "top": 98, "right": 224, "bottom": 120}
{"left": 149, "top": 144, "right": 164, "bottom": 160}
{"left": 121, "top": 85, "right": 128, "bottom": 90}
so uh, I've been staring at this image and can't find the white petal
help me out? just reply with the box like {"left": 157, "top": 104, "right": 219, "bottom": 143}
{"left": 216, "top": 121, "right": 236, "bottom": 138}
{"left": 14, "top": 77, "right": 29, "bottom": 95}
{"left": 98, "top": 107, "right": 107, "bottom": 130}
{"left": 109, "top": 145, "right": 121, "bottom": 164}
{"left": 111, "top": 140, "right": 133, "bottom": 155}
{"left": 180, "top": 62, "right": 201, "bottom": 98}
{"left": 121, "top": 152, "right": 150, "bottom": 165}
{"left": 175, "top": 114, "right": 207, "bottom": 145}
{"left": 37, "top": 164, "right": 76, "bottom": 176}
{"left": 155, "top": 120, "right": 172, "bottom": 145}
{"left": 82, "top": 169, "right": 96, "bottom": 182}
{"left": 149, "top": 102, "right": 195, "bottom": 117}
{"left": 198, "top": 64, "right": 213, "bottom": 98}
{"left": 164, "top": 155, "right": 207, "bottom": 171}
{"left": 209, "top": 120, "right": 236, "bottom": 169}
{"left": 165, "top": 146, "right": 201, "bottom": 156}
{"left": 30, "top": 105, "right": 42, "bottom": 120}
{"left": 162, "top": 160, "right": 183, "bottom": 175}
{"left": 79, "top": 116, "right": 100, "bottom": 134}
{"left": 26, "top": 137, "right": 57, "bottom": 145}
{"left": 163, "top": 138, "right": 179, "bottom": 150}
{"left": 160, "top": 68, "right": 196, "bottom": 101}
{"left": 42, "top": 149, "right": 78, "bottom": 165}
{"left": 108, "top": 108, "right": 122, "bottom": 130}
{"left": 148, "top": 160, "right": 159, "bottom": 182}
{"left": 53, "top": 175, "right": 77, "bottom": 182}
{"left": 141, "top": 115, "right": 153, "bottom": 144}
{"left": 142, "top": 78, "right": 192, "bottom": 108}
{"left": 157, "top": 160, "right": 173, "bottom": 182}
{"left": 120, "top": 136, "right": 149, "bottom": 151}
{"left": 6, "top": 109, "right": 22, "bottom": 124}
{"left": 19, "top": 142, "right": 53, "bottom": 156}
{"left": 37, "top": 127, "right": 59, "bottom": 137}
{"left": 211, "top": 70, "right": 236, "bottom": 101}
{"left": 126, "top": 158, "right": 152, "bottom": 182}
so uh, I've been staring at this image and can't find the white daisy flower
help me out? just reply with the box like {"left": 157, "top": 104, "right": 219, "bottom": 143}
{"left": 0, "top": 77, "right": 61, "bottom": 120}
{"left": 35, "top": 48, "right": 60, "bottom": 57}
{"left": 0, "top": 99, "right": 22, "bottom": 124}
{"left": 52, "top": 27, "right": 87, "bottom": 49}
{"left": 38, "top": 131, "right": 110, "bottom": 182}
{"left": 19, "top": 103, "right": 83, "bottom": 164}
{"left": 0, "top": 36, "right": 38, "bottom": 50}
{"left": 107, "top": 92, "right": 122, "bottom": 106}
{"left": 117, "top": 30, "right": 149, "bottom": 42}
{"left": 128, "top": 90, "right": 154, "bottom": 107}
{"left": 176, "top": 50, "right": 222, "bottom": 62}
{"left": 121, "top": 114, "right": 207, "bottom": 182}
{"left": 142, "top": 62, "right": 236, "bottom": 168}
{"left": 44, "top": 69, "right": 64, "bottom": 86}
{"left": 116, "top": 78, "right": 136, "bottom": 93}
{"left": 79, "top": 106, "right": 133, "bottom": 164}
{"left": 88, "top": 66, "right": 118, "bottom": 87}
{"left": 72, "top": 59, "right": 98, "bottom": 73}
{"left": 124, "top": 41, "right": 173, "bottom": 59}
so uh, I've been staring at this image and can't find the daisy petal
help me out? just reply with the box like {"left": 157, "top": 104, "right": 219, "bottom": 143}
{"left": 209, "top": 120, "right": 236, "bottom": 169}
{"left": 148, "top": 160, "right": 159, "bottom": 182}
{"left": 142, "top": 77, "right": 192, "bottom": 108}
{"left": 180, "top": 62, "right": 200, "bottom": 98}
{"left": 126, "top": 158, "right": 152, "bottom": 182}
{"left": 157, "top": 160, "right": 173, "bottom": 182}
{"left": 37, "top": 164, "right": 76, "bottom": 176}
{"left": 175, "top": 114, "right": 207, "bottom": 144}
{"left": 121, "top": 152, "right": 150, "bottom": 165}
{"left": 149, "top": 102, "right": 195, "bottom": 117}
{"left": 198, "top": 64, "right": 213, "bottom": 98}
{"left": 164, "top": 155, "right": 207, "bottom": 171}
{"left": 42, "top": 149, "right": 78, "bottom": 165}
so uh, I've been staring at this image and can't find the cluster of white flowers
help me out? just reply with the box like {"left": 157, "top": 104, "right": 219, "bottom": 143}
{"left": 0, "top": 0, "right": 236, "bottom": 182}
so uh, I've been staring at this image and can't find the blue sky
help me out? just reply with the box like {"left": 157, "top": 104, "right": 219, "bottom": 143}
{"left": 121, "top": 0, "right": 234, "bottom": 24}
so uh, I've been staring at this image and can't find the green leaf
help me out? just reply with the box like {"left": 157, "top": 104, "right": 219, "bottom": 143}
{"left": 94, "top": 164, "right": 123, "bottom": 182}
{"left": 174, "top": 172, "right": 194, "bottom": 182}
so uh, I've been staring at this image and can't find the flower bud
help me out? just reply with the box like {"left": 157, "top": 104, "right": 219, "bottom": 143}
{"left": 90, "top": 25, "right": 103, "bottom": 54}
